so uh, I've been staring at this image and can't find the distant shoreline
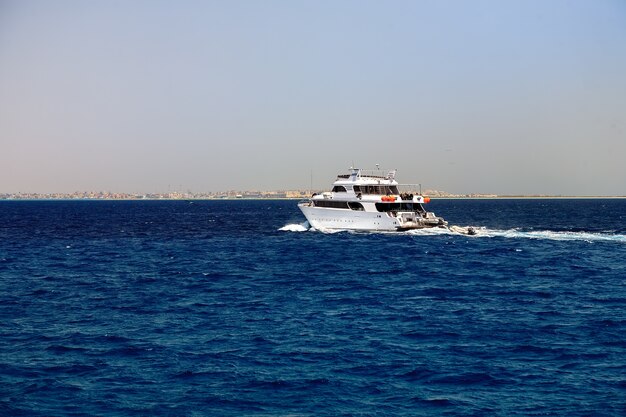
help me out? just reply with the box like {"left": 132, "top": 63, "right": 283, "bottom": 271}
{"left": 431, "top": 196, "right": 626, "bottom": 200}
{"left": 1, "top": 196, "right": 625, "bottom": 201}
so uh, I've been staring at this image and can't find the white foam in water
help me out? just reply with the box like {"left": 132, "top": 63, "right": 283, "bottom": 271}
{"left": 406, "top": 227, "right": 457, "bottom": 236}
{"left": 280, "top": 221, "right": 626, "bottom": 243}
{"left": 478, "top": 228, "right": 626, "bottom": 243}
{"left": 382, "top": 225, "right": 626, "bottom": 243}
{"left": 278, "top": 221, "right": 310, "bottom": 232}
{"left": 278, "top": 221, "right": 349, "bottom": 234}
{"left": 414, "top": 225, "right": 626, "bottom": 243}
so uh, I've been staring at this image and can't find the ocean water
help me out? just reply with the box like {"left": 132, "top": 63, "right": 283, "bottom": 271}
{"left": 0, "top": 199, "right": 625, "bottom": 416}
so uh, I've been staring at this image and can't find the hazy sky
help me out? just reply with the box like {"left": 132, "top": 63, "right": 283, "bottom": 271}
{"left": 1, "top": 0, "right": 625, "bottom": 195}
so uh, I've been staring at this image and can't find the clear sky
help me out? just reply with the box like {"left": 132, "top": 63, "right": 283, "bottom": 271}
{"left": 1, "top": 0, "right": 625, "bottom": 195}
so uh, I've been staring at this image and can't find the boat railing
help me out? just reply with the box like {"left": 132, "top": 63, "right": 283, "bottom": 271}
{"left": 396, "top": 184, "right": 424, "bottom": 195}
{"left": 337, "top": 169, "right": 396, "bottom": 180}
{"left": 354, "top": 170, "right": 390, "bottom": 179}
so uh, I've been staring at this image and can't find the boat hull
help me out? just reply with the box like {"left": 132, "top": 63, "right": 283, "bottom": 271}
{"left": 299, "top": 204, "right": 445, "bottom": 231}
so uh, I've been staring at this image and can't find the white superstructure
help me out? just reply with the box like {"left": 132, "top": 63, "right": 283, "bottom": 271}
{"left": 298, "top": 168, "right": 447, "bottom": 231}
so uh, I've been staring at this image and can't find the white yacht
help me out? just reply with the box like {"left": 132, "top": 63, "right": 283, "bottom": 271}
{"left": 299, "top": 167, "right": 448, "bottom": 231}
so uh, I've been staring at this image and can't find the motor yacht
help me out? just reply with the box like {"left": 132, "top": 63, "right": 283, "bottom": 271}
{"left": 298, "top": 167, "right": 448, "bottom": 231}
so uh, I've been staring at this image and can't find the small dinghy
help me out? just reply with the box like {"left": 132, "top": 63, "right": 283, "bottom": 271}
{"left": 448, "top": 225, "right": 478, "bottom": 236}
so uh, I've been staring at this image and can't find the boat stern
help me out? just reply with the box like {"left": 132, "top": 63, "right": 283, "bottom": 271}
{"left": 394, "top": 211, "right": 447, "bottom": 230}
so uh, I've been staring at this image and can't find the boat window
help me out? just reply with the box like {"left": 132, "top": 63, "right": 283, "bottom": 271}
{"left": 375, "top": 202, "right": 426, "bottom": 212}
{"left": 313, "top": 200, "right": 350, "bottom": 209}
{"left": 376, "top": 203, "right": 400, "bottom": 212}
{"left": 347, "top": 202, "right": 364, "bottom": 211}
{"left": 352, "top": 185, "right": 400, "bottom": 195}
{"left": 332, "top": 185, "right": 347, "bottom": 193}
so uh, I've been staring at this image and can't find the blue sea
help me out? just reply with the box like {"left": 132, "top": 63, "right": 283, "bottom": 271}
{"left": 1, "top": 199, "right": 625, "bottom": 416}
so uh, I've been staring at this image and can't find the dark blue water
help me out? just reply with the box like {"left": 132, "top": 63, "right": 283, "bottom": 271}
{"left": 1, "top": 199, "right": 625, "bottom": 416}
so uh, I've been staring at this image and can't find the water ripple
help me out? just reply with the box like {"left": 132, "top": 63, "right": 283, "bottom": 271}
{"left": 1, "top": 199, "right": 625, "bottom": 416}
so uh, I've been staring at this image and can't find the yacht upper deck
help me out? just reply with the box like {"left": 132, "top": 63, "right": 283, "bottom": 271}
{"left": 335, "top": 168, "right": 397, "bottom": 184}
{"left": 324, "top": 168, "right": 426, "bottom": 200}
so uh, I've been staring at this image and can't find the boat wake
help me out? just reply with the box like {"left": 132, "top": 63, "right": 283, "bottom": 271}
{"left": 278, "top": 222, "right": 310, "bottom": 232}
{"left": 476, "top": 228, "right": 626, "bottom": 243}
{"left": 411, "top": 226, "right": 626, "bottom": 243}
{"left": 279, "top": 222, "right": 626, "bottom": 243}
